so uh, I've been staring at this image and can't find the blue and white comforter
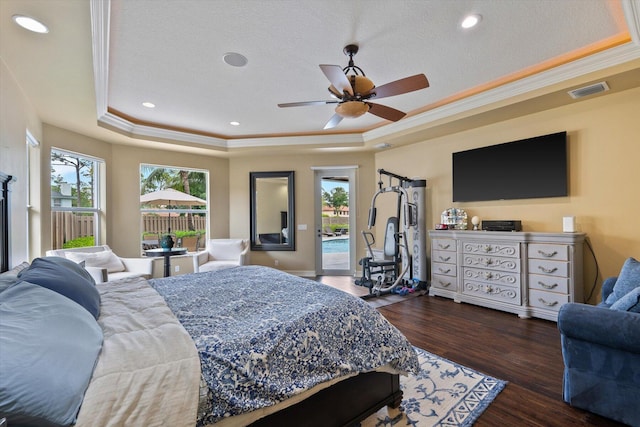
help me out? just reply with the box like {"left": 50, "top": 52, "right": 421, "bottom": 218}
{"left": 149, "top": 265, "right": 418, "bottom": 424}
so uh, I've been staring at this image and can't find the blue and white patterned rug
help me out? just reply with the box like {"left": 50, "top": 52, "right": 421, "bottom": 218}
{"left": 362, "top": 347, "right": 507, "bottom": 427}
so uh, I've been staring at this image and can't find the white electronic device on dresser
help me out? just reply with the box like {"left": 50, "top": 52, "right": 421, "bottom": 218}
{"left": 428, "top": 230, "right": 586, "bottom": 321}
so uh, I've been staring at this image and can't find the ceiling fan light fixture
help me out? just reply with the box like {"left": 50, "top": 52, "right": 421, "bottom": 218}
{"left": 351, "top": 75, "right": 375, "bottom": 94}
{"left": 336, "top": 101, "right": 369, "bottom": 118}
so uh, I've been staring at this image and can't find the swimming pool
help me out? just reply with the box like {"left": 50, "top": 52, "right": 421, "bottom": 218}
{"left": 322, "top": 238, "right": 349, "bottom": 253}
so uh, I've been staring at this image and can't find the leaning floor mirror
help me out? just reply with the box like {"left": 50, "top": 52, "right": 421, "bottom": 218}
{"left": 250, "top": 171, "right": 295, "bottom": 251}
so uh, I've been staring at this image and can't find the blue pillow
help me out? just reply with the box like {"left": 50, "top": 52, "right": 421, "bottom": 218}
{"left": 18, "top": 257, "right": 101, "bottom": 319}
{"left": 610, "top": 287, "right": 640, "bottom": 313}
{"left": 605, "top": 257, "right": 640, "bottom": 305}
{"left": 0, "top": 262, "right": 30, "bottom": 293}
{"left": 0, "top": 282, "right": 103, "bottom": 426}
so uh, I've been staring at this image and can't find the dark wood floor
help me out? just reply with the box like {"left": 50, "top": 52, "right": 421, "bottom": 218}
{"left": 317, "top": 276, "right": 625, "bottom": 427}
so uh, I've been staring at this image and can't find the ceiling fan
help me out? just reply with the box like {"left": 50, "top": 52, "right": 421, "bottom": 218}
{"left": 278, "top": 44, "right": 429, "bottom": 130}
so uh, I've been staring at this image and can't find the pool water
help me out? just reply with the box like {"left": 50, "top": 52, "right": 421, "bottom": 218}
{"left": 322, "top": 238, "right": 349, "bottom": 254}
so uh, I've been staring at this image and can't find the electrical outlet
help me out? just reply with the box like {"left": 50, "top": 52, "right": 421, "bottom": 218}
{"left": 274, "top": 260, "right": 279, "bottom": 266}
{"left": 174, "top": 265, "right": 180, "bottom": 272}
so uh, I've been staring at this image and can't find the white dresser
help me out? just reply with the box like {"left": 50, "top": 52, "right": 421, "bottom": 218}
{"left": 428, "top": 230, "right": 585, "bottom": 321}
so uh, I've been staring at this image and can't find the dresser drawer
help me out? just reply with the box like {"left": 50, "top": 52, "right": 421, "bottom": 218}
{"left": 529, "top": 274, "right": 569, "bottom": 294}
{"left": 432, "top": 238, "right": 456, "bottom": 252}
{"left": 528, "top": 259, "right": 569, "bottom": 277}
{"left": 462, "top": 254, "right": 520, "bottom": 273}
{"left": 432, "top": 250, "right": 456, "bottom": 264}
{"left": 462, "top": 241, "right": 519, "bottom": 258}
{"left": 529, "top": 244, "right": 569, "bottom": 261}
{"left": 431, "top": 274, "right": 457, "bottom": 291}
{"left": 432, "top": 262, "right": 456, "bottom": 277}
{"left": 463, "top": 266, "right": 520, "bottom": 287}
{"left": 529, "top": 289, "right": 568, "bottom": 312}
{"left": 462, "top": 280, "right": 521, "bottom": 305}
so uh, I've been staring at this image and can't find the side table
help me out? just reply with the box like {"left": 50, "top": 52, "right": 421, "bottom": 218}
{"left": 144, "top": 247, "right": 188, "bottom": 277}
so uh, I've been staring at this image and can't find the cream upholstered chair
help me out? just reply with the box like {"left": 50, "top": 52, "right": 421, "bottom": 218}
{"left": 193, "top": 239, "right": 249, "bottom": 273}
{"left": 45, "top": 245, "right": 153, "bottom": 283}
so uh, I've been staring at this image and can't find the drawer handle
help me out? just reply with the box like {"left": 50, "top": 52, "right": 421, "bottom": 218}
{"left": 438, "top": 256, "right": 451, "bottom": 262}
{"left": 438, "top": 267, "right": 451, "bottom": 274}
{"left": 484, "top": 272, "right": 493, "bottom": 279}
{"left": 484, "top": 259, "right": 493, "bottom": 266}
{"left": 538, "top": 281, "right": 558, "bottom": 290}
{"left": 438, "top": 280, "right": 451, "bottom": 287}
{"left": 484, "top": 245, "right": 493, "bottom": 252}
{"left": 538, "top": 298, "right": 558, "bottom": 307}
{"left": 538, "top": 266, "right": 558, "bottom": 274}
{"left": 438, "top": 243, "right": 451, "bottom": 250}
{"left": 537, "top": 249, "right": 558, "bottom": 258}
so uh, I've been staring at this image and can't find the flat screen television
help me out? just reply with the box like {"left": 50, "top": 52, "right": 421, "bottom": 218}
{"left": 452, "top": 131, "right": 567, "bottom": 202}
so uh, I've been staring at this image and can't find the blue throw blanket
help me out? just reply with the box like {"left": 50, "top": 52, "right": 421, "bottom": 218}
{"left": 150, "top": 265, "right": 418, "bottom": 424}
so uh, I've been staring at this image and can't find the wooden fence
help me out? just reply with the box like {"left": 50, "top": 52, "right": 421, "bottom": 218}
{"left": 51, "top": 212, "right": 95, "bottom": 249}
{"left": 51, "top": 212, "right": 207, "bottom": 248}
{"left": 142, "top": 215, "right": 206, "bottom": 234}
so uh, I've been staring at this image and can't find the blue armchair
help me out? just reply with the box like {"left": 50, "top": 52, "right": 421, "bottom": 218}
{"left": 558, "top": 265, "right": 640, "bottom": 426}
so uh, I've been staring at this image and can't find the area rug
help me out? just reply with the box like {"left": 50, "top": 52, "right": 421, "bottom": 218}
{"left": 361, "top": 347, "right": 507, "bottom": 427}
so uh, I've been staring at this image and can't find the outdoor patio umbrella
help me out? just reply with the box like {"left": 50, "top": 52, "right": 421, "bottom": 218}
{"left": 140, "top": 188, "right": 206, "bottom": 233}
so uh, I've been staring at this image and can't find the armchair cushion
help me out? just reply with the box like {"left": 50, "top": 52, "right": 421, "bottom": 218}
{"left": 206, "top": 239, "right": 245, "bottom": 261}
{"left": 604, "top": 257, "right": 640, "bottom": 305}
{"left": 46, "top": 245, "right": 153, "bottom": 283}
{"left": 610, "top": 287, "right": 640, "bottom": 313}
{"left": 194, "top": 239, "right": 249, "bottom": 273}
{"left": 66, "top": 249, "right": 126, "bottom": 273}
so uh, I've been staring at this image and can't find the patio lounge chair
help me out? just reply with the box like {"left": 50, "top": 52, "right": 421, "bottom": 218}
{"left": 322, "top": 227, "right": 336, "bottom": 237}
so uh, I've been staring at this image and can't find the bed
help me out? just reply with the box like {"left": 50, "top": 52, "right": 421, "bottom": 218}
{"left": 0, "top": 174, "right": 419, "bottom": 426}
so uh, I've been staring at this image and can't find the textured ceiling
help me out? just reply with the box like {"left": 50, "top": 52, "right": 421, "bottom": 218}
{"left": 1, "top": 0, "right": 640, "bottom": 155}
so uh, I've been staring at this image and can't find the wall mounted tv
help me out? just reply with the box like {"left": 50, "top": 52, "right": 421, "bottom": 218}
{"left": 452, "top": 131, "right": 568, "bottom": 202}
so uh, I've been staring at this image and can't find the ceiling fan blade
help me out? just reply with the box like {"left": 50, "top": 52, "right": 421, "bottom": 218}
{"left": 367, "top": 103, "right": 406, "bottom": 122}
{"left": 278, "top": 100, "right": 339, "bottom": 108}
{"left": 323, "top": 113, "right": 344, "bottom": 130}
{"left": 320, "top": 64, "right": 353, "bottom": 96}
{"left": 366, "top": 74, "right": 429, "bottom": 100}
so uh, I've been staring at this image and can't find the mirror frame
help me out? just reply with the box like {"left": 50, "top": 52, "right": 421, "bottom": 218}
{"left": 250, "top": 171, "right": 295, "bottom": 251}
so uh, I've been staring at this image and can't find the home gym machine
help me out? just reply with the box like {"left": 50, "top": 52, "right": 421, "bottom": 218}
{"left": 355, "top": 169, "right": 427, "bottom": 297}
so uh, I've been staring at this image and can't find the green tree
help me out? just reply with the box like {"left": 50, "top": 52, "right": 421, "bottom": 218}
{"left": 51, "top": 152, "right": 94, "bottom": 207}
{"left": 140, "top": 166, "right": 208, "bottom": 231}
{"left": 323, "top": 187, "right": 349, "bottom": 215}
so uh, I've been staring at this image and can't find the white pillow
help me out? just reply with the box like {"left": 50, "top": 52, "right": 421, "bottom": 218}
{"left": 66, "top": 250, "right": 125, "bottom": 273}
{"left": 208, "top": 240, "right": 244, "bottom": 261}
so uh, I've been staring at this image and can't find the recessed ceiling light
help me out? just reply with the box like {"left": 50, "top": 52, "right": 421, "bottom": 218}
{"left": 230, "top": 121, "right": 240, "bottom": 126}
{"left": 12, "top": 14, "right": 49, "bottom": 33}
{"left": 223, "top": 52, "right": 248, "bottom": 67}
{"left": 461, "top": 14, "right": 482, "bottom": 29}
{"left": 142, "top": 102, "right": 155, "bottom": 108}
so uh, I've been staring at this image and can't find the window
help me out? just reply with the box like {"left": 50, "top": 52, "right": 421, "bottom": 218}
{"left": 140, "top": 164, "right": 208, "bottom": 252}
{"left": 50, "top": 149, "right": 103, "bottom": 249}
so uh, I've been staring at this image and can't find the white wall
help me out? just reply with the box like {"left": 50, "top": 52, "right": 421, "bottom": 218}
{"left": 0, "top": 58, "right": 41, "bottom": 266}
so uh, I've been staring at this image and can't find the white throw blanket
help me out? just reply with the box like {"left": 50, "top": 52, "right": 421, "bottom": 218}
{"left": 75, "top": 276, "right": 201, "bottom": 427}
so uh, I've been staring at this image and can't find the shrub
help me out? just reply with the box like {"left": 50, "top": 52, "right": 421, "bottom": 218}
{"left": 63, "top": 236, "right": 95, "bottom": 248}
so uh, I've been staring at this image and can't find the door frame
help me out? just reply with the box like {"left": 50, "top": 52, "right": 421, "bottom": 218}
{"left": 313, "top": 167, "right": 357, "bottom": 276}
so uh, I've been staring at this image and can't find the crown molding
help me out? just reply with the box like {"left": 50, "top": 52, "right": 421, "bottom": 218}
{"left": 364, "top": 40, "right": 640, "bottom": 143}
{"left": 92, "top": 0, "right": 640, "bottom": 150}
